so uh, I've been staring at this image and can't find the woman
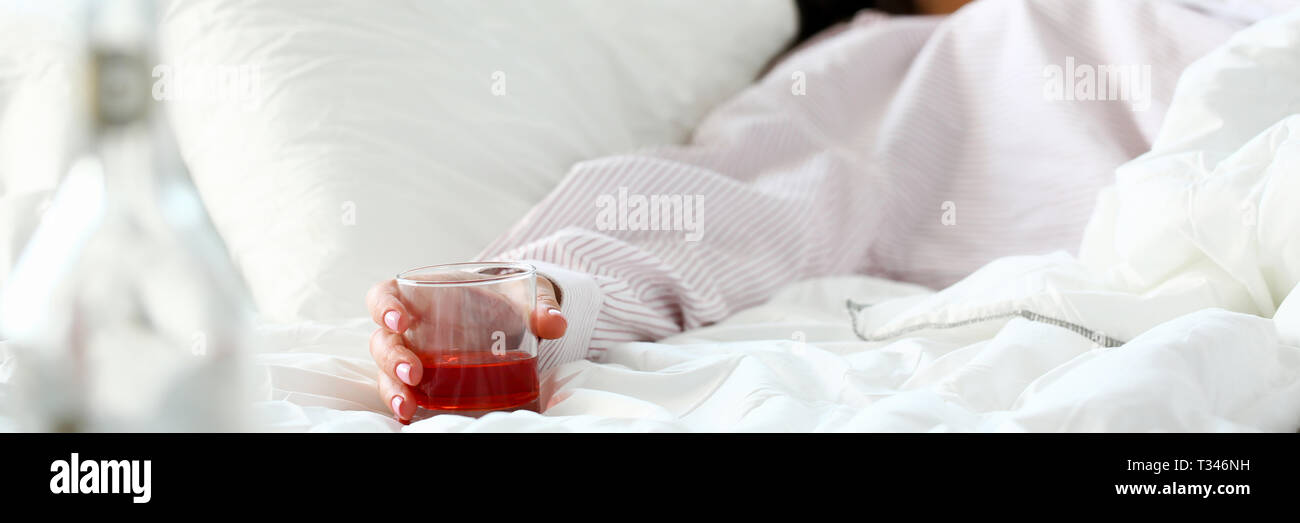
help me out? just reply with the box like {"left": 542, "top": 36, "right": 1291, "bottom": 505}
{"left": 365, "top": 0, "right": 1270, "bottom": 422}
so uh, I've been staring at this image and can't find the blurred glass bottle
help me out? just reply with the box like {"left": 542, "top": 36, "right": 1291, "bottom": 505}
{"left": 0, "top": 0, "right": 254, "bottom": 431}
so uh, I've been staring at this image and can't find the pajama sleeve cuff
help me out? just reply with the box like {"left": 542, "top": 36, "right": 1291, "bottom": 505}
{"left": 527, "top": 260, "right": 603, "bottom": 372}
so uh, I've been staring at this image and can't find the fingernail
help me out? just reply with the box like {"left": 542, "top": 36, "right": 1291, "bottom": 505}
{"left": 384, "top": 310, "right": 400, "bottom": 331}
{"left": 546, "top": 307, "right": 563, "bottom": 317}
{"left": 396, "top": 362, "right": 414, "bottom": 386}
{"left": 391, "top": 395, "right": 404, "bottom": 417}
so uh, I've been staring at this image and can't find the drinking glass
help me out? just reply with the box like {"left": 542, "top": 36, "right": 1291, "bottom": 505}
{"left": 395, "top": 262, "right": 539, "bottom": 416}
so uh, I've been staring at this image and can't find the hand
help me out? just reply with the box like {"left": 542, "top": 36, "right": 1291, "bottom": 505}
{"left": 366, "top": 274, "right": 567, "bottom": 422}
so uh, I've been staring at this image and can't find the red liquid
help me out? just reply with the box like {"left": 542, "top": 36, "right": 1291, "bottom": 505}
{"left": 412, "top": 351, "right": 539, "bottom": 412}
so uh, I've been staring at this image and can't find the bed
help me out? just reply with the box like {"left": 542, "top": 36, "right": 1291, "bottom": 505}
{"left": 3, "top": 0, "right": 1300, "bottom": 432}
{"left": 250, "top": 1, "right": 1300, "bottom": 433}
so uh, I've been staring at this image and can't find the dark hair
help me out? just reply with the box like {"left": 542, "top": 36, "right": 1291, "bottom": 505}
{"left": 794, "top": 0, "right": 917, "bottom": 43}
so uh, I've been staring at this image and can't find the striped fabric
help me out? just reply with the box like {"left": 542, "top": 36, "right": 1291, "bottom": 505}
{"left": 481, "top": 0, "right": 1271, "bottom": 372}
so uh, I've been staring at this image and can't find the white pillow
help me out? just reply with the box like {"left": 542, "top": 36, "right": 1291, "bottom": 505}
{"left": 158, "top": 0, "right": 796, "bottom": 322}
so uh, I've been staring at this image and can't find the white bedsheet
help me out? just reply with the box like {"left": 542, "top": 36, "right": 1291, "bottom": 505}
{"left": 249, "top": 5, "right": 1300, "bottom": 433}
{"left": 248, "top": 270, "right": 1300, "bottom": 432}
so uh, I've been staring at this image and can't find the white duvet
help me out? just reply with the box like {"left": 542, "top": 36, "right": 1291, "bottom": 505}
{"left": 249, "top": 6, "right": 1300, "bottom": 433}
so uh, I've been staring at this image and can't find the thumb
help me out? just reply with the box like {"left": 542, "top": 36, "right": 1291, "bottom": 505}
{"left": 530, "top": 276, "right": 567, "bottom": 339}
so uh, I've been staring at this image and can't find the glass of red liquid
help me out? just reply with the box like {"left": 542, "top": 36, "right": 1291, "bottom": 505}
{"left": 395, "top": 262, "right": 539, "bottom": 417}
